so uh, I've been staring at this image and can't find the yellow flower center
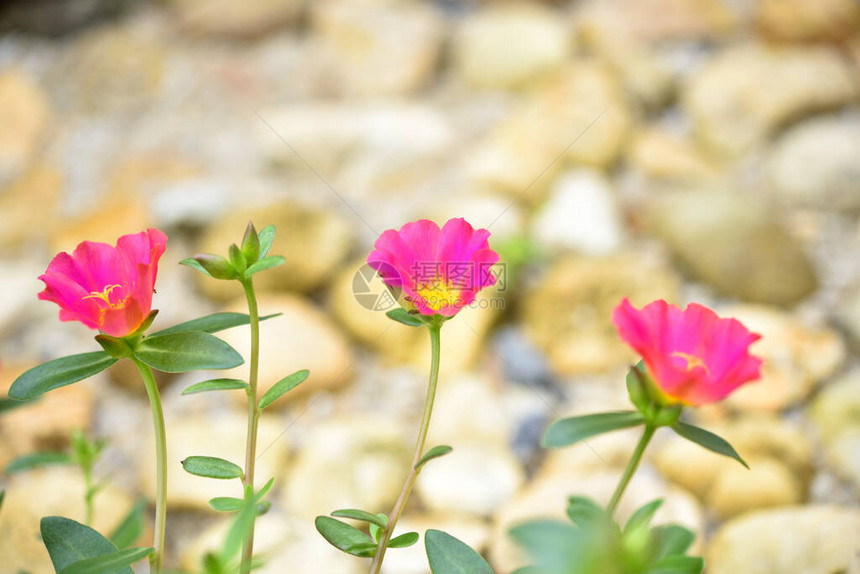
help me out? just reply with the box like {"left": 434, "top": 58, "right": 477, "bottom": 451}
{"left": 414, "top": 278, "right": 461, "bottom": 312}
{"left": 82, "top": 284, "right": 127, "bottom": 310}
{"left": 671, "top": 351, "right": 710, "bottom": 374}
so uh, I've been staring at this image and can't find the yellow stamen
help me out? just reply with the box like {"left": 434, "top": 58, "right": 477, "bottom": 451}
{"left": 414, "top": 278, "right": 461, "bottom": 312}
{"left": 671, "top": 351, "right": 710, "bottom": 374}
{"left": 82, "top": 284, "right": 127, "bottom": 310}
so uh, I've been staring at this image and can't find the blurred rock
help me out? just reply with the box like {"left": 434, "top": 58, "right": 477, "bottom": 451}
{"left": 257, "top": 102, "right": 454, "bottom": 175}
{"left": 431, "top": 195, "right": 525, "bottom": 244}
{"left": 469, "top": 63, "right": 632, "bottom": 196}
{"left": 684, "top": 43, "right": 859, "bottom": 156}
{"left": 169, "top": 0, "right": 304, "bottom": 38}
{"left": 0, "top": 363, "right": 95, "bottom": 456}
{"left": 312, "top": 0, "right": 444, "bottom": 96}
{"left": 810, "top": 372, "right": 860, "bottom": 490}
{"left": 280, "top": 416, "right": 411, "bottom": 518}
{"left": 530, "top": 169, "right": 624, "bottom": 256}
{"left": 0, "top": 70, "right": 51, "bottom": 181}
{"left": 755, "top": 0, "right": 860, "bottom": 42}
{"left": 426, "top": 373, "right": 513, "bottom": 450}
{"left": 416, "top": 444, "right": 525, "bottom": 517}
{"left": 584, "top": 34, "right": 674, "bottom": 109}
{"left": 489, "top": 469, "right": 702, "bottom": 572}
{"left": 0, "top": 164, "right": 61, "bottom": 250}
{"left": 195, "top": 201, "right": 354, "bottom": 299}
{"left": 0, "top": 0, "right": 134, "bottom": 36}
{"left": 767, "top": 115, "right": 860, "bottom": 210}
{"left": 381, "top": 514, "right": 490, "bottom": 574}
{"left": 649, "top": 191, "right": 818, "bottom": 306}
{"left": 522, "top": 254, "right": 680, "bottom": 375}
{"left": 453, "top": 3, "right": 571, "bottom": 89}
{"left": 50, "top": 196, "right": 150, "bottom": 254}
{"left": 842, "top": 281, "right": 860, "bottom": 349}
{"left": 0, "top": 262, "right": 44, "bottom": 335}
{"left": 218, "top": 294, "right": 355, "bottom": 405}
{"left": 107, "top": 358, "right": 173, "bottom": 394}
{"left": 706, "top": 506, "right": 860, "bottom": 574}
{"left": 0, "top": 467, "right": 133, "bottom": 572}
{"left": 721, "top": 305, "right": 845, "bottom": 410}
{"left": 181, "top": 512, "right": 363, "bottom": 574}
{"left": 49, "top": 27, "right": 165, "bottom": 114}
{"left": 140, "top": 412, "right": 289, "bottom": 509}
{"left": 654, "top": 415, "right": 811, "bottom": 503}
{"left": 329, "top": 258, "right": 503, "bottom": 373}
{"left": 628, "top": 128, "right": 719, "bottom": 181}
{"left": 577, "top": 0, "right": 738, "bottom": 43}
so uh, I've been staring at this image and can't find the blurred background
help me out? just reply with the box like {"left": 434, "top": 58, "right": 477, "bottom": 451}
{"left": 0, "top": 0, "right": 859, "bottom": 572}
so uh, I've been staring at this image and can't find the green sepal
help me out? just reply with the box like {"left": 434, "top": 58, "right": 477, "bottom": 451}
{"left": 624, "top": 499, "right": 663, "bottom": 536}
{"left": 331, "top": 509, "right": 388, "bottom": 529}
{"left": 386, "top": 308, "right": 426, "bottom": 327}
{"left": 150, "top": 312, "right": 280, "bottom": 337}
{"left": 228, "top": 244, "right": 246, "bottom": 273}
{"left": 5, "top": 451, "right": 73, "bottom": 475}
{"left": 58, "top": 547, "right": 153, "bottom": 574}
{"left": 315, "top": 516, "right": 376, "bottom": 557}
{"left": 389, "top": 532, "right": 419, "bottom": 549}
{"left": 644, "top": 555, "right": 704, "bottom": 574}
{"left": 650, "top": 525, "right": 695, "bottom": 561}
{"left": 425, "top": 529, "right": 494, "bottom": 574}
{"left": 244, "top": 256, "right": 286, "bottom": 277}
{"left": 8, "top": 352, "right": 117, "bottom": 400}
{"left": 109, "top": 499, "right": 147, "bottom": 549}
{"left": 368, "top": 515, "right": 387, "bottom": 542}
{"left": 181, "top": 456, "right": 244, "bottom": 480}
{"left": 40, "top": 516, "right": 134, "bottom": 573}
{"left": 542, "top": 411, "right": 646, "bottom": 448}
{"left": 258, "top": 369, "right": 309, "bottom": 410}
{"left": 181, "top": 378, "right": 248, "bottom": 395}
{"left": 258, "top": 225, "right": 276, "bottom": 258}
{"left": 415, "top": 445, "right": 453, "bottom": 470}
{"left": 94, "top": 334, "right": 135, "bottom": 360}
{"left": 181, "top": 254, "right": 239, "bottom": 281}
{"left": 626, "top": 361, "right": 651, "bottom": 413}
{"left": 134, "top": 331, "right": 244, "bottom": 373}
{"left": 653, "top": 405, "right": 683, "bottom": 427}
{"left": 671, "top": 421, "right": 748, "bottom": 468}
{"left": 241, "top": 222, "right": 261, "bottom": 263}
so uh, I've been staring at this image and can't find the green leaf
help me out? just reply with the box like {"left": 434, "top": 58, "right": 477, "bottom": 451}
{"left": 650, "top": 525, "right": 695, "bottom": 561}
{"left": 415, "top": 445, "right": 453, "bottom": 470}
{"left": 425, "top": 529, "right": 494, "bottom": 574}
{"left": 59, "top": 547, "right": 153, "bottom": 574}
{"left": 135, "top": 331, "right": 243, "bottom": 373}
{"left": 344, "top": 542, "right": 378, "bottom": 557}
{"left": 0, "top": 490, "right": 5, "bottom": 511}
{"left": 369, "top": 516, "right": 387, "bottom": 543}
{"left": 244, "top": 256, "right": 285, "bottom": 277}
{"left": 256, "top": 477, "right": 275, "bottom": 500}
{"left": 0, "top": 396, "right": 37, "bottom": 414}
{"left": 645, "top": 555, "right": 704, "bottom": 574}
{"left": 672, "top": 421, "right": 748, "bottom": 468}
{"left": 210, "top": 497, "right": 244, "bottom": 512}
{"left": 5, "top": 452, "right": 73, "bottom": 474}
{"left": 542, "top": 411, "right": 645, "bottom": 448}
{"left": 222, "top": 484, "right": 256, "bottom": 560}
{"left": 258, "top": 225, "right": 276, "bottom": 258}
{"left": 181, "top": 378, "right": 248, "bottom": 395}
{"left": 331, "top": 509, "right": 388, "bottom": 529}
{"left": 566, "top": 496, "right": 605, "bottom": 528}
{"left": 181, "top": 255, "right": 238, "bottom": 281}
{"left": 386, "top": 308, "right": 425, "bottom": 327}
{"left": 182, "top": 456, "right": 244, "bottom": 480}
{"left": 389, "top": 532, "right": 419, "bottom": 549}
{"left": 624, "top": 499, "right": 663, "bottom": 535}
{"left": 41, "top": 516, "right": 133, "bottom": 573}
{"left": 255, "top": 500, "right": 272, "bottom": 516}
{"left": 8, "top": 352, "right": 117, "bottom": 400}
{"left": 150, "top": 312, "right": 280, "bottom": 337}
{"left": 109, "top": 499, "right": 147, "bottom": 549}
{"left": 228, "top": 244, "right": 246, "bottom": 273}
{"left": 509, "top": 520, "right": 583, "bottom": 571}
{"left": 315, "top": 516, "right": 375, "bottom": 557}
{"left": 258, "top": 369, "right": 309, "bottom": 410}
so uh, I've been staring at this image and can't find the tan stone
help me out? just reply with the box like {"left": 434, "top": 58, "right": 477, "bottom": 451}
{"left": 628, "top": 128, "right": 720, "bottom": 181}
{"left": 0, "top": 164, "right": 62, "bottom": 249}
{"left": 707, "top": 457, "right": 804, "bottom": 519}
{"left": 50, "top": 197, "right": 151, "bottom": 256}
{"left": 0, "top": 70, "right": 50, "bottom": 179}
{"left": 0, "top": 467, "right": 133, "bottom": 574}
{"left": 756, "top": 0, "right": 860, "bottom": 42}
{"left": 170, "top": 0, "right": 304, "bottom": 38}
{"left": 683, "top": 43, "right": 859, "bottom": 156}
{"left": 217, "top": 294, "right": 355, "bottom": 405}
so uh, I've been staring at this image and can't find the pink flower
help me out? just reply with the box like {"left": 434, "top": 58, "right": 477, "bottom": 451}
{"left": 612, "top": 298, "right": 763, "bottom": 406}
{"left": 39, "top": 229, "right": 168, "bottom": 337}
{"left": 368, "top": 218, "right": 500, "bottom": 317}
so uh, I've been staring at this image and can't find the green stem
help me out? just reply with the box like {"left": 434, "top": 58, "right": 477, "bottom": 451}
{"left": 240, "top": 278, "right": 261, "bottom": 574}
{"left": 369, "top": 321, "right": 443, "bottom": 574}
{"left": 606, "top": 425, "right": 656, "bottom": 517}
{"left": 133, "top": 359, "right": 167, "bottom": 574}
